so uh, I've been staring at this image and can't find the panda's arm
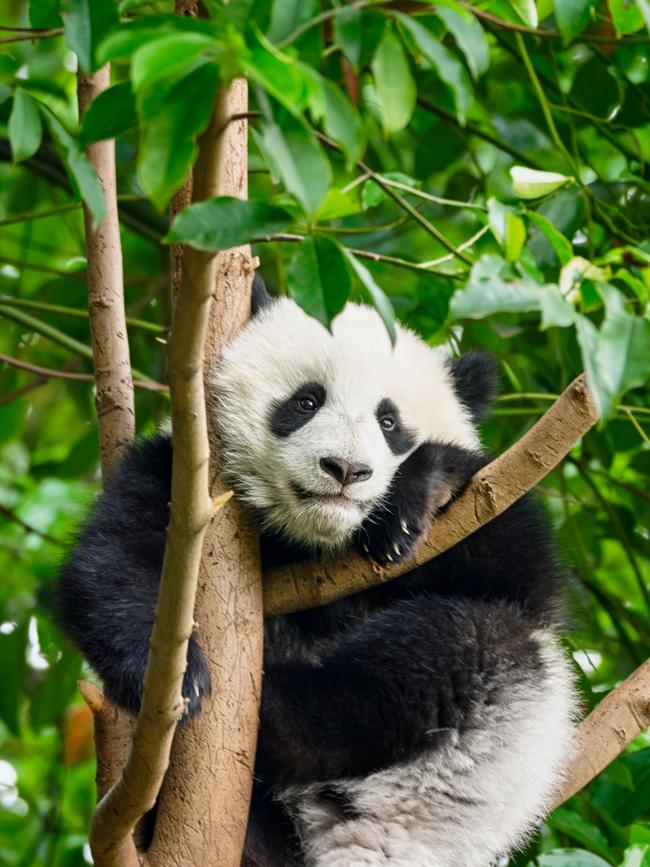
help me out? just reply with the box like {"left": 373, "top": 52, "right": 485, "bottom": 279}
{"left": 257, "top": 594, "right": 543, "bottom": 785}
{"left": 54, "top": 435, "right": 210, "bottom": 715}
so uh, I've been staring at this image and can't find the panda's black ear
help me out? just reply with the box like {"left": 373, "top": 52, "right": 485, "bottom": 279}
{"left": 251, "top": 273, "right": 274, "bottom": 318}
{"left": 449, "top": 351, "right": 499, "bottom": 423}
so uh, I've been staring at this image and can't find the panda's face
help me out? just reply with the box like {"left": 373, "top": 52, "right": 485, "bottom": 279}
{"left": 211, "top": 299, "right": 481, "bottom": 552}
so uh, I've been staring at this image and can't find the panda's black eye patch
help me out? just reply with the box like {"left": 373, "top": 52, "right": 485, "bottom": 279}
{"left": 270, "top": 383, "right": 325, "bottom": 437}
{"left": 376, "top": 398, "right": 415, "bottom": 455}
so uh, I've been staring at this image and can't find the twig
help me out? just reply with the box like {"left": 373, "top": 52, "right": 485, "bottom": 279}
{"left": 0, "top": 352, "right": 169, "bottom": 393}
{"left": 0, "top": 28, "right": 63, "bottom": 44}
{"left": 0, "top": 502, "right": 63, "bottom": 546}
{"left": 78, "top": 65, "right": 136, "bottom": 477}
{"left": 263, "top": 374, "right": 599, "bottom": 615}
{"left": 0, "top": 294, "right": 166, "bottom": 334}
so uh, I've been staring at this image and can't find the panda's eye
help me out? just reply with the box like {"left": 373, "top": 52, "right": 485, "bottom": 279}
{"left": 299, "top": 394, "right": 318, "bottom": 413}
{"left": 380, "top": 415, "right": 396, "bottom": 431}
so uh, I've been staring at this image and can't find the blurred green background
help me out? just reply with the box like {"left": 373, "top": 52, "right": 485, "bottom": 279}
{"left": 1, "top": 0, "right": 650, "bottom": 864}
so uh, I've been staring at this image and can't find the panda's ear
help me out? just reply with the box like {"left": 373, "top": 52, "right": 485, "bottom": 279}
{"left": 449, "top": 351, "right": 499, "bottom": 423}
{"left": 251, "top": 273, "right": 274, "bottom": 318}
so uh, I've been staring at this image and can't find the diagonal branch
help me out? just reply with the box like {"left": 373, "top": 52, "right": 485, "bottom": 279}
{"left": 264, "top": 374, "right": 599, "bottom": 616}
{"left": 551, "top": 657, "right": 650, "bottom": 808}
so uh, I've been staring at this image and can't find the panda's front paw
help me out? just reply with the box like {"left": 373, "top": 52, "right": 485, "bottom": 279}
{"left": 355, "top": 500, "right": 428, "bottom": 567}
{"left": 182, "top": 637, "right": 212, "bottom": 718}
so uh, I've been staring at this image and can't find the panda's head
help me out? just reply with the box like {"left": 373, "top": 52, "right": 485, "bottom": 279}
{"left": 211, "top": 288, "right": 496, "bottom": 552}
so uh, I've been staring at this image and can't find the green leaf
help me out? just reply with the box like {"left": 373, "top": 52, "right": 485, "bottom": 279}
{"left": 371, "top": 25, "right": 416, "bottom": 134}
{"left": 396, "top": 13, "right": 472, "bottom": 125}
{"left": 62, "top": 0, "right": 119, "bottom": 71}
{"left": 436, "top": 4, "right": 490, "bottom": 79}
{"left": 540, "top": 286, "right": 575, "bottom": 329}
{"left": 320, "top": 80, "right": 366, "bottom": 167}
{"left": 527, "top": 211, "right": 573, "bottom": 265}
{"left": 620, "top": 845, "right": 650, "bottom": 867}
{"left": 268, "top": 0, "right": 316, "bottom": 43}
{"left": 29, "top": 0, "right": 62, "bottom": 28}
{"left": 508, "top": 0, "right": 538, "bottom": 26}
{"left": 30, "top": 648, "right": 81, "bottom": 731}
{"left": 608, "top": 0, "right": 644, "bottom": 35}
{"left": 555, "top": 0, "right": 595, "bottom": 43}
{"left": 166, "top": 197, "right": 294, "bottom": 251}
{"left": 576, "top": 284, "right": 650, "bottom": 417}
{"left": 0, "top": 622, "right": 28, "bottom": 736}
{"left": 8, "top": 89, "right": 43, "bottom": 163}
{"left": 334, "top": 5, "right": 363, "bottom": 67}
{"left": 253, "top": 117, "right": 330, "bottom": 216}
{"left": 287, "top": 237, "right": 351, "bottom": 328}
{"left": 40, "top": 106, "right": 105, "bottom": 227}
{"left": 537, "top": 851, "right": 611, "bottom": 867}
{"left": 138, "top": 62, "right": 219, "bottom": 210}
{"left": 451, "top": 255, "right": 542, "bottom": 318}
{"left": 511, "top": 166, "right": 574, "bottom": 198}
{"left": 487, "top": 198, "right": 526, "bottom": 263}
{"left": 79, "top": 81, "right": 137, "bottom": 148}
{"left": 97, "top": 15, "right": 215, "bottom": 65}
{"left": 246, "top": 37, "right": 310, "bottom": 112}
{"left": 547, "top": 807, "right": 617, "bottom": 863}
{"left": 344, "top": 250, "right": 396, "bottom": 343}
{"left": 131, "top": 32, "right": 215, "bottom": 93}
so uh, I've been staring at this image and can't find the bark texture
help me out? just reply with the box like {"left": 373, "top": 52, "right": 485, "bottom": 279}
{"left": 264, "top": 373, "right": 599, "bottom": 615}
{"left": 88, "top": 105, "right": 231, "bottom": 864}
{"left": 551, "top": 657, "right": 650, "bottom": 808}
{"left": 77, "top": 65, "right": 135, "bottom": 477}
{"left": 147, "top": 79, "right": 264, "bottom": 867}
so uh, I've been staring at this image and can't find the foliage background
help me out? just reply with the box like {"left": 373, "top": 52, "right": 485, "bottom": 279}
{"left": 0, "top": 0, "right": 649, "bottom": 864}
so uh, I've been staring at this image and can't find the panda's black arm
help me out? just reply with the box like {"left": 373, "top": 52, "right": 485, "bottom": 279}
{"left": 54, "top": 435, "right": 210, "bottom": 716}
{"left": 256, "top": 594, "right": 542, "bottom": 786}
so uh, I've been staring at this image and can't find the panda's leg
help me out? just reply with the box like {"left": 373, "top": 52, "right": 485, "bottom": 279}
{"left": 258, "top": 597, "right": 574, "bottom": 867}
{"left": 54, "top": 435, "right": 211, "bottom": 716}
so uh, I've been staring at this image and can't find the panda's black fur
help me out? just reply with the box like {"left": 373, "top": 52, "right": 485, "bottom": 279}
{"left": 55, "top": 281, "right": 573, "bottom": 867}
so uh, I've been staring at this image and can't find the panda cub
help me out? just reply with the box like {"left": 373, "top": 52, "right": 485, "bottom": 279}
{"left": 56, "top": 279, "right": 575, "bottom": 867}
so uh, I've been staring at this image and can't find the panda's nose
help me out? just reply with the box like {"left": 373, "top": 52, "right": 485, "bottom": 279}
{"left": 320, "top": 457, "right": 373, "bottom": 486}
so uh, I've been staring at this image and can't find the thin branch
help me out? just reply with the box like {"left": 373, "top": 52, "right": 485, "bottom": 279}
{"left": 78, "top": 65, "right": 135, "bottom": 477}
{"left": 0, "top": 294, "right": 166, "bottom": 334}
{"left": 252, "top": 233, "right": 466, "bottom": 278}
{"left": 0, "top": 28, "right": 63, "bottom": 44}
{"left": 0, "top": 304, "right": 158, "bottom": 384}
{"left": 0, "top": 352, "right": 168, "bottom": 393}
{"left": 417, "top": 97, "right": 546, "bottom": 170}
{"left": 0, "top": 502, "right": 63, "bottom": 546}
{"left": 263, "top": 374, "right": 599, "bottom": 615}
{"left": 462, "top": 2, "right": 650, "bottom": 43}
{"left": 551, "top": 658, "right": 650, "bottom": 808}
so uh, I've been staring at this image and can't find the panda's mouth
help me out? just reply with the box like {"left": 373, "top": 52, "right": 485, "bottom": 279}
{"left": 290, "top": 481, "right": 359, "bottom": 511}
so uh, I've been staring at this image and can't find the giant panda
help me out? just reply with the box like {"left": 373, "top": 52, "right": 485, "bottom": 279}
{"left": 55, "top": 277, "right": 575, "bottom": 867}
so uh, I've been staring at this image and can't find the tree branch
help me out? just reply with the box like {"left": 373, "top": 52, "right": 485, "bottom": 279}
{"left": 145, "top": 80, "right": 263, "bottom": 867}
{"left": 78, "top": 65, "right": 135, "bottom": 477}
{"left": 263, "top": 374, "right": 599, "bottom": 615}
{"left": 86, "top": 97, "right": 236, "bottom": 865}
{"left": 551, "top": 658, "right": 650, "bottom": 808}
{"left": 0, "top": 352, "right": 168, "bottom": 392}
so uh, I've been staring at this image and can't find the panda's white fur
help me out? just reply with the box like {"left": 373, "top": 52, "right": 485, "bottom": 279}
{"left": 283, "top": 633, "right": 574, "bottom": 867}
{"left": 211, "top": 299, "right": 479, "bottom": 550}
